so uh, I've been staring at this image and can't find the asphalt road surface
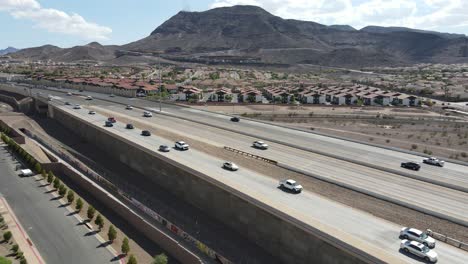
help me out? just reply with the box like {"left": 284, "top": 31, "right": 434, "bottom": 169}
{"left": 42, "top": 91, "right": 468, "bottom": 228}
{"left": 54, "top": 103, "right": 468, "bottom": 264}
{"left": 0, "top": 145, "right": 118, "bottom": 264}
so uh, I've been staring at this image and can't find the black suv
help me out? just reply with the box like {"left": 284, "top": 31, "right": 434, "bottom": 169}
{"left": 126, "top": 124, "right": 134, "bottom": 129}
{"left": 141, "top": 130, "right": 151, "bottom": 136}
{"left": 401, "top": 162, "right": 421, "bottom": 171}
{"left": 230, "top": 117, "right": 240, "bottom": 122}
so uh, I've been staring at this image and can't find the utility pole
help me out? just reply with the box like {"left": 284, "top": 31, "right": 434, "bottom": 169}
{"left": 159, "top": 57, "right": 162, "bottom": 112}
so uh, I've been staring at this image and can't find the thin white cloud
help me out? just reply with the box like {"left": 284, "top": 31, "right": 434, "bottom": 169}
{"left": 0, "top": 0, "right": 112, "bottom": 40}
{"left": 210, "top": 0, "right": 468, "bottom": 34}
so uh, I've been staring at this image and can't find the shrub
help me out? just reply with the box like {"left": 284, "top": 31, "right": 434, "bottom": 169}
{"left": 3, "top": 231, "right": 12, "bottom": 242}
{"left": 411, "top": 144, "right": 418, "bottom": 150}
{"left": 16, "top": 251, "right": 23, "bottom": 259}
{"left": 87, "top": 206, "right": 96, "bottom": 221}
{"left": 107, "top": 225, "right": 117, "bottom": 243}
{"left": 66, "top": 190, "right": 75, "bottom": 204}
{"left": 127, "top": 255, "right": 137, "bottom": 264}
{"left": 53, "top": 178, "right": 60, "bottom": 189}
{"left": 0, "top": 256, "right": 12, "bottom": 264}
{"left": 461, "top": 152, "right": 467, "bottom": 158}
{"left": 152, "top": 253, "right": 168, "bottom": 264}
{"left": 58, "top": 184, "right": 67, "bottom": 197}
{"left": 41, "top": 170, "right": 47, "bottom": 179}
{"left": 386, "top": 139, "right": 391, "bottom": 143}
{"left": 47, "top": 171, "right": 54, "bottom": 184}
{"left": 121, "top": 237, "right": 130, "bottom": 255}
{"left": 19, "top": 258, "right": 27, "bottom": 264}
{"left": 94, "top": 215, "right": 104, "bottom": 231}
{"left": 34, "top": 163, "right": 42, "bottom": 173}
{"left": 11, "top": 244, "right": 19, "bottom": 253}
{"left": 75, "top": 198, "right": 83, "bottom": 212}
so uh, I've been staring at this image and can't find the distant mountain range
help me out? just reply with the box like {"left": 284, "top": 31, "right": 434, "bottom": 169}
{"left": 9, "top": 5, "right": 468, "bottom": 67}
{"left": 0, "top": 47, "right": 19, "bottom": 55}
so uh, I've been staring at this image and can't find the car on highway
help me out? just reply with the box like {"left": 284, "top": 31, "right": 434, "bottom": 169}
{"left": 65, "top": 102, "right": 71, "bottom": 105}
{"left": 223, "top": 161, "right": 239, "bottom": 171}
{"left": 141, "top": 130, "right": 151, "bottom": 136}
{"left": 88, "top": 111, "right": 96, "bottom": 115}
{"left": 105, "top": 121, "right": 113, "bottom": 127}
{"left": 400, "top": 239, "right": 437, "bottom": 263}
{"left": 73, "top": 104, "right": 82, "bottom": 109}
{"left": 143, "top": 111, "right": 153, "bottom": 117}
{"left": 400, "top": 227, "right": 436, "bottom": 248}
{"left": 85, "top": 96, "right": 93, "bottom": 100}
{"left": 401, "top": 161, "right": 421, "bottom": 171}
{"left": 423, "top": 157, "right": 445, "bottom": 167}
{"left": 159, "top": 145, "right": 170, "bottom": 152}
{"left": 126, "top": 124, "right": 134, "bottom": 129}
{"left": 230, "top": 117, "right": 240, "bottom": 122}
{"left": 126, "top": 105, "right": 133, "bottom": 110}
{"left": 253, "top": 141, "right": 269, "bottom": 150}
{"left": 67, "top": 92, "right": 72, "bottom": 96}
{"left": 110, "top": 94, "right": 115, "bottom": 97}
{"left": 79, "top": 89, "right": 84, "bottom": 92}
{"left": 279, "top": 179, "right": 303, "bottom": 193}
{"left": 108, "top": 117, "right": 116, "bottom": 123}
{"left": 175, "top": 141, "right": 189, "bottom": 150}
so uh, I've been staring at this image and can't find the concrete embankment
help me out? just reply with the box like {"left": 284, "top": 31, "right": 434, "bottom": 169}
{"left": 47, "top": 103, "right": 386, "bottom": 264}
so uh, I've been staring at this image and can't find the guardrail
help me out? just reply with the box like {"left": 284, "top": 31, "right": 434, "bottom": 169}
{"left": 224, "top": 146, "right": 278, "bottom": 165}
{"left": 426, "top": 229, "right": 468, "bottom": 252}
{"left": 22, "top": 128, "right": 233, "bottom": 264}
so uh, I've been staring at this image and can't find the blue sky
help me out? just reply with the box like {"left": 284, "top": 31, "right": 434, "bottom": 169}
{"left": 1, "top": 0, "right": 468, "bottom": 49}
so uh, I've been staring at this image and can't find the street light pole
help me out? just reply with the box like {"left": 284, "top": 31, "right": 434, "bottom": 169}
{"left": 159, "top": 57, "right": 162, "bottom": 112}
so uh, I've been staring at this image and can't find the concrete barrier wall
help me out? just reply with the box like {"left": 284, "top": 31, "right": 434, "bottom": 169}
{"left": 41, "top": 162, "right": 203, "bottom": 264}
{"left": 49, "top": 105, "right": 374, "bottom": 264}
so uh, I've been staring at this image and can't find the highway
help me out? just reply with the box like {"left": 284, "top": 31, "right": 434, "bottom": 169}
{"left": 50, "top": 101, "right": 468, "bottom": 263}
{"left": 40, "top": 91, "right": 468, "bottom": 228}
{"left": 0, "top": 145, "right": 117, "bottom": 264}
{"left": 31, "top": 86, "right": 468, "bottom": 194}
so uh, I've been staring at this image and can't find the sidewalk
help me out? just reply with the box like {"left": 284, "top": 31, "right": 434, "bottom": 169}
{"left": 0, "top": 196, "right": 45, "bottom": 264}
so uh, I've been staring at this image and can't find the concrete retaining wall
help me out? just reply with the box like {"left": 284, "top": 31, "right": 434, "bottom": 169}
{"left": 48, "top": 104, "right": 377, "bottom": 264}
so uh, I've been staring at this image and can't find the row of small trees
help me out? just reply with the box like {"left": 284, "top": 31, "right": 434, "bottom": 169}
{"left": 1, "top": 216, "right": 27, "bottom": 264}
{"left": 1, "top": 133, "right": 43, "bottom": 174}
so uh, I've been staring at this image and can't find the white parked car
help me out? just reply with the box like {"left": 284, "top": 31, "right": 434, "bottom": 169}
{"left": 253, "top": 141, "right": 268, "bottom": 150}
{"left": 20, "top": 169, "right": 33, "bottom": 177}
{"left": 400, "top": 239, "right": 438, "bottom": 263}
{"left": 423, "top": 157, "right": 445, "bottom": 167}
{"left": 279, "top": 179, "right": 303, "bottom": 193}
{"left": 175, "top": 141, "right": 189, "bottom": 150}
{"left": 400, "top": 227, "right": 436, "bottom": 248}
{"left": 73, "top": 104, "right": 82, "bottom": 109}
{"left": 143, "top": 111, "right": 153, "bottom": 117}
{"left": 223, "top": 161, "right": 239, "bottom": 171}
{"left": 126, "top": 105, "right": 133, "bottom": 110}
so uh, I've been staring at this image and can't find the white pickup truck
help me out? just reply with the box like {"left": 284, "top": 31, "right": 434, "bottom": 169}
{"left": 423, "top": 157, "right": 445, "bottom": 167}
{"left": 279, "top": 179, "right": 303, "bottom": 193}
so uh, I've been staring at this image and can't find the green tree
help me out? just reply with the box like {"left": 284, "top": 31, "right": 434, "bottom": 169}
{"left": 53, "top": 178, "right": 60, "bottom": 189}
{"left": 41, "top": 170, "right": 47, "bottom": 179}
{"left": 47, "top": 171, "right": 54, "bottom": 184}
{"left": 94, "top": 214, "right": 104, "bottom": 231}
{"left": 87, "top": 206, "right": 96, "bottom": 222}
{"left": 3, "top": 231, "right": 12, "bottom": 242}
{"left": 66, "top": 190, "right": 75, "bottom": 204}
{"left": 121, "top": 237, "right": 130, "bottom": 255}
{"left": 58, "top": 184, "right": 67, "bottom": 197}
{"left": 19, "top": 258, "right": 27, "bottom": 264}
{"left": 11, "top": 244, "right": 19, "bottom": 253}
{"left": 34, "top": 162, "right": 42, "bottom": 173}
{"left": 127, "top": 255, "right": 137, "bottom": 264}
{"left": 75, "top": 198, "right": 83, "bottom": 213}
{"left": 152, "top": 253, "right": 168, "bottom": 264}
{"left": 107, "top": 225, "right": 117, "bottom": 243}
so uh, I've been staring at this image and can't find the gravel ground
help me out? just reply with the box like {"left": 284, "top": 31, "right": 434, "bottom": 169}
{"left": 96, "top": 108, "right": 468, "bottom": 243}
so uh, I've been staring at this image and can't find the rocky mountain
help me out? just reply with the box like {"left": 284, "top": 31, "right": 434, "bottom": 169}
{"left": 0, "top": 47, "right": 19, "bottom": 55}
{"left": 9, "top": 5, "right": 468, "bottom": 67}
{"left": 10, "top": 42, "right": 118, "bottom": 62}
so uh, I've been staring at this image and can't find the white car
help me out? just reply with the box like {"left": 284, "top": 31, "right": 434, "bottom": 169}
{"left": 85, "top": 96, "right": 93, "bottom": 100}
{"left": 67, "top": 92, "right": 72, "bottom": 96}
{"left": 126, "top": 105, "right": 133, "bottom": 110}
{"left": 423, "top": 157, "right": 445, "bottom": 167}
{"left": 88, "top": 110, "right": 96, "bottom": 115}
{"left": 400, "top": 239, "right": 438, "bottom": 263}
{"left": 175, "top": 141, "right": 189, "bottom": 150}
{"left": 279, "top": 179, "right": 303, "bottom": 193}
{"left": 20, "top": 169, "right": 34, "bottom": 177}
{"left": 143, "top": 111, "right": 153, "bottom": 117}
{"left": 400, "top": 227, "right": 436, "bottom": 248}
{"left": 253, "top": 141, "right": 268, "bottom": 150}
{"left": 223, "top": 161, "right": 239, "bottom": 171}
{"left": 110, "top": 94, "right": 115, "bottom": 97}
{"left": 73, "top": 104, "right": 82, "bottom": 109}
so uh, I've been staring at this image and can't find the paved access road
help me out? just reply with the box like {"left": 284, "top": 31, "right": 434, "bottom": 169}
{"left": 53, "top": 103, "right": 468, "bottom": 264}
{"left": 45, "top": 92, "right": 468, "bottom": 228}
{"left": 0, "top": 146, "right": 118, "bottom": 264}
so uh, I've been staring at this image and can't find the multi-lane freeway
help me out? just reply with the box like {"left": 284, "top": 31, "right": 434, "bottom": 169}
{"left": 52, "top": 100, "right": 468, "bottom": 264}
{"left": 15, "top": 84, "right": 468, "bottom": 263}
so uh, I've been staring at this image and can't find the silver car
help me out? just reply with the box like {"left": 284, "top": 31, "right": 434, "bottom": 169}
{"left": 400, "top": 227, "right": 436, "bottom": 248}
{"left": 400, "top": 239, "right": 437, "bottom": 263}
